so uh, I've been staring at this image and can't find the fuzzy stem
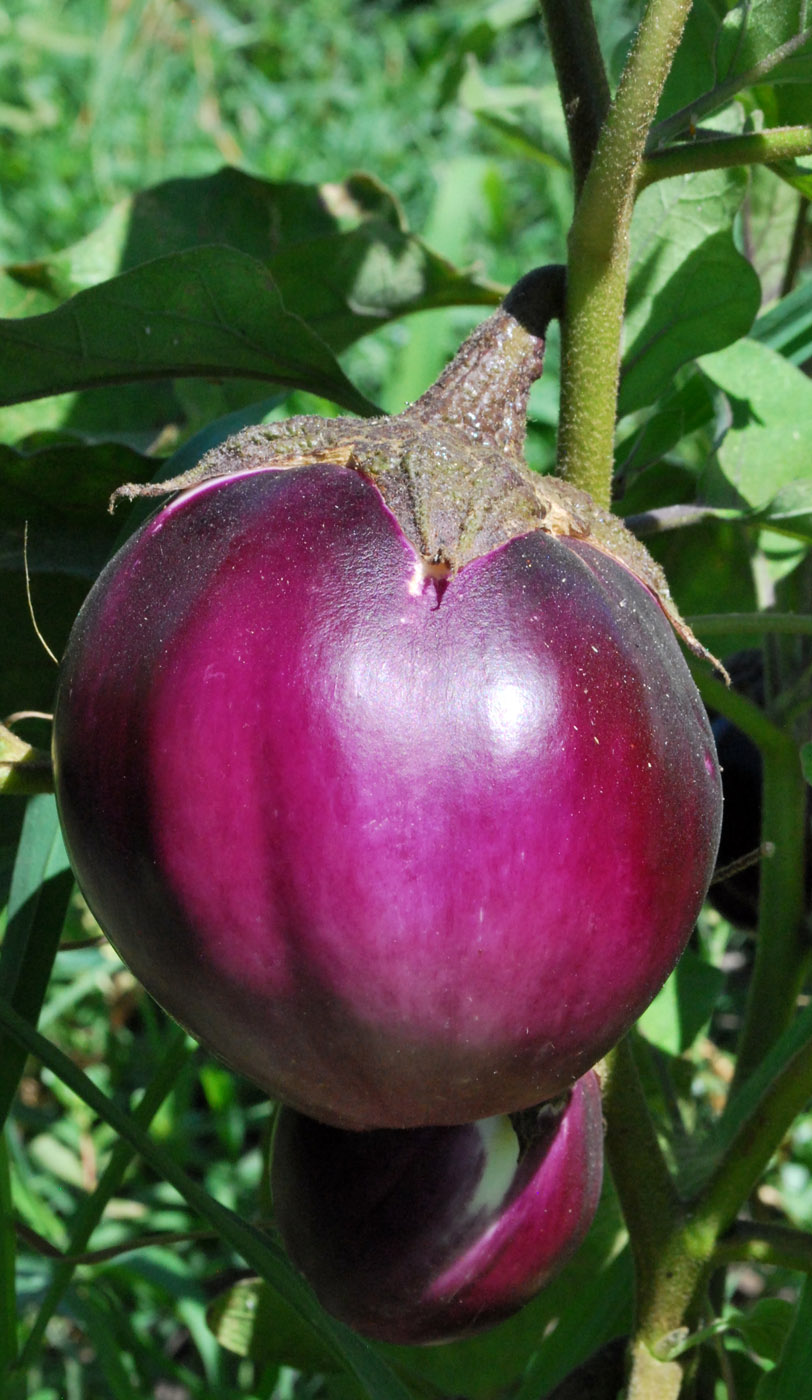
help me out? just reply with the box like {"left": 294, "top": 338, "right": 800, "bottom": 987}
{"left": 638, "top": 127, "right": 812, "bottom": 189}
{"left": 538, "top": 0, "right": 611, "bottom": 195}
{"left": 557, "top": 0, "right": 692, "bottom": 507}
{"left": 602, "top": 1035, "right": 709, "bottom": 1395}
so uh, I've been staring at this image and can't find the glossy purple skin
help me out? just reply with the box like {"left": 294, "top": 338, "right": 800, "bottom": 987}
{"left": 271, "top": 1071, "right": 604, "bottom": 1345}
{"left": 53, "top": 463, "right": 722, "bottom": 1128}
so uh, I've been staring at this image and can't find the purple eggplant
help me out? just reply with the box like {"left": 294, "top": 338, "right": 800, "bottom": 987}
{"left": 271, "top": 1071, "right": 604, "bottom": 1345}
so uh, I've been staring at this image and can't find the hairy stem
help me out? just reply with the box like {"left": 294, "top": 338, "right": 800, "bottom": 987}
{"left": 538, "top": 0, "right": 610, "bottom": 195}
{"left": 602, "top": 1035, "right": 708, "bottom": 1398}
{"left": 638, "top": 127, "right": 812, "bottom": 190}
{"left": 557, "top": 0, "right": 692, "bottom": 506}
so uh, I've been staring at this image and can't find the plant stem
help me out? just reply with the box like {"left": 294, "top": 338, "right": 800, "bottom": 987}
{"left": 781, "top": 195, "right": 810, "bottom": 298}
{"left": 638, "top": 127, "right": 812, "bottom": 189}
{"left": 713, "top": 1220, "right": 812, "bottom": 1273}
{"left": 686, "top": 662, "right": 787, "bottom": 753}
{"left": 557, "top": 0, "right": 692, "bottom": 506}
{"left": 538, "top": 0, "right": 610, "bottom": 196}
{"left": 687, "top": 612, "right": 812, "bottom": 640}
{"left": 693, "top": 1000, "right": 812, "bottom": 1241}
{"left": 731, "top": 734, "right": 809, "bottom": 1090}
{"left": 602, "top": 1035, "right": 708, "bottom": 1397}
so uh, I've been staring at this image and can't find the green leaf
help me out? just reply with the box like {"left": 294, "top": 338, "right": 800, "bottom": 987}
{"left": 756, "top": 1277, "right": 812, "bottom": 1398}
{"left": 740, "top": 163, "right": 808, "bottom": 304}
{"left": 616, "top": 371, "right": 716, "bottom": 479}
{"left": 750, "top": 480, "right": 812, "bottom": 543}
{"left": 0, "top": 247, "right": 378, "bottom": 416}
{"left": 620, "top": 170, "right": 760, "bottom": 417}
{"left": 659, "top": 1, "right": 812, "bottom": 135}
{"left": 638, "top": 950, "right": 725, "bottom": 1056}
{"left": 642, "top": 517, "right": 758, "bottom": 647}
{"left": 733, "top": 1298, "right": 796, "bottom": 1366}
{"left": 666, "top": 1297, "right": 794, "bottom": 1365}
{"left": 0, "top": 796, "right": 73, "bottom": 1127}
{"left": 770, "top": 158, "right": 812, "bottom": 200}
{"left": 717, "top": 2, "right": 812, "bottom": 82}
{"left": 620, "top": 230, "right": 760, "bottom": 416}
{"left": 699, "top": 339, "right": 812, "bottom": 508}
{"left": 801, "top": 742, "right": 812, "bottom": 786}
{"left": 207, "top": 1276, "right": 340, "bottom": 1373}
{"left": 1, "top": 168, "right": 500, "bottom": 353}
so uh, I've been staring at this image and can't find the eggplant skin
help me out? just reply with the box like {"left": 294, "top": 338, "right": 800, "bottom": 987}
{"left": 54, "top": 462, "right": 722, "bottom": 1128}
{"left": 271, "top": 1072, "right": 604, "bottom": 1345}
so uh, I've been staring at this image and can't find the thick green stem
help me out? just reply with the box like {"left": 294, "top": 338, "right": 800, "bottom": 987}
{"left": 602, "top": 1036, "right": 709, "bottom": 1397}
{"left": 638, "top": 127, "right": 812, "bottom": 189}
{"left": 538, "top": 0, "right": 610, "bottom": 195}
{"left": 557, "top": 0, "right": 692, "bottom": 506}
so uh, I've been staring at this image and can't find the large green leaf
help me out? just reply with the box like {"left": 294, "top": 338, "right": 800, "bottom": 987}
{"left": 1, "top": 168, "right": 500, "bottom": 352}
{"left": 658, "top": 0, "right": 812, "bottom": 135}
{"left": 620, "top": 170, "right": 760, "bottom": 417}
{"left": 715, "top": 1, "right": 812, "bottom": 86}
{"left": 699, "top": 339, "right": 812, "bottom": 507}
{"left": 0, "top": 246, "right": 379, "bottom": 416}
{"left": 638, "top": 950, "right": 725, "bottom": 1057}
{"left": 0, "top": 796, "right": 73, "bottom": 1127}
